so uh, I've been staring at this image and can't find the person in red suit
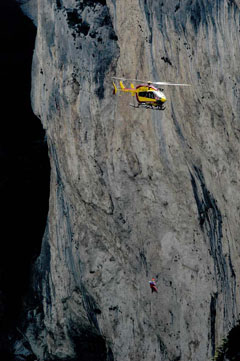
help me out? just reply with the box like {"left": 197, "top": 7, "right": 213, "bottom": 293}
{"left": 149, "top": 278, "right": 158, "bottom": 293}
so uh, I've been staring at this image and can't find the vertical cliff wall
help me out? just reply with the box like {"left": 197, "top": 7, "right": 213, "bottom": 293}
{"left": 18, "top": 0, "right": 240, "bottom": 360}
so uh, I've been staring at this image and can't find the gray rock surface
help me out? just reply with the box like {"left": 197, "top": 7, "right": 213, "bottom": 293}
{"left": 19, "top": 0, "right": 240, "bottom": 360}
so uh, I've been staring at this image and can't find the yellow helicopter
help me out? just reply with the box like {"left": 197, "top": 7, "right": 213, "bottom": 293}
{"left": 112, "top": 77, "right": 191, "bottom": 110}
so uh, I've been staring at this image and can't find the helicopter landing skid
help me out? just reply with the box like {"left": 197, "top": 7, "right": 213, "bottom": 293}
{"left": 129, "top": 103, "right": 165, "bottom": 111}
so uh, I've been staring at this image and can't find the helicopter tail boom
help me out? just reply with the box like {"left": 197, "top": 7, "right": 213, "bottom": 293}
{"left": 113, "top": 81, "right": 136, "bottom": 96}
{"left": 120, "top": 81, "right": 135, "bottom": 96}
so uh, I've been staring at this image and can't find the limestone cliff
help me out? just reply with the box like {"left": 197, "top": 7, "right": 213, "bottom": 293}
{"left": 17, "top": 0, "right": 240, "bottom": 360}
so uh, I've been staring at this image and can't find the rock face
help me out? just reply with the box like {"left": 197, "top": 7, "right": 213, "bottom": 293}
{"left": 18, "top": 0, "right": 240, "bottom": 360}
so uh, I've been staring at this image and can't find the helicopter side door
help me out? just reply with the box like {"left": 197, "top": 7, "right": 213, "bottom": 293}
{"left": 137, "top": 91, "right": 156, "bottom": 103}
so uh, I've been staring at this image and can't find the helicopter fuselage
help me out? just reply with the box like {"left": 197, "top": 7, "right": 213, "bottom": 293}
{"left": 136, "top": 84, "right": 166, "bottom": 107}
{"left": 113, "top": 80, "right": 167, "bottom": 110}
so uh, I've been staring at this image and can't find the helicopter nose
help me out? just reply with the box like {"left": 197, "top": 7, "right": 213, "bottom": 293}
{"left": 161, "top": 97, "right": 167, "bottom": 102}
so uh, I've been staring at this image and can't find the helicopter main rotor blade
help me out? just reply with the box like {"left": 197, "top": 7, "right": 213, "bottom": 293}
{"left": 112, "top": 77, "right": 191, "bottom": 86}
{"left": 112, "top": 77, "right": 148, "bottom": 82}
{"left": 152, "top": 82, "right": 191, "bottom": 86}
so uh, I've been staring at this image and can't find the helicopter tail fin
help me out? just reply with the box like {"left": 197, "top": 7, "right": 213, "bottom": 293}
{"left": 120, "top": 81, "right": 125, "bottom": 90}
{"left": 113, "top": 82, "right": 118, "bottom": 95}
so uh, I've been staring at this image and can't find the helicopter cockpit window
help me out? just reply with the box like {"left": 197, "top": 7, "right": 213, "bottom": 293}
{"left": 139, "top": 91, "right": 154, "bottom": 99}
{"left": 153, "top": 91, "right": 162, "bottom": 100}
